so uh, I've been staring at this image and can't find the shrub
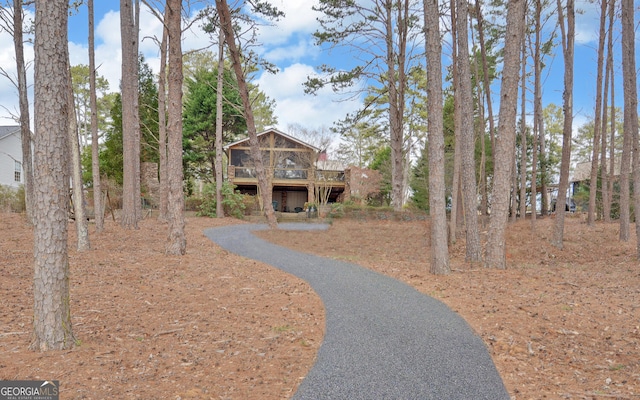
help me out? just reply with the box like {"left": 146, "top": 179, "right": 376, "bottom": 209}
{"left": 184, "top": 196, "right": 203, "bottom": 212}
{"left": 327, "top": 202, "right": 345, "bottom": 218}
{"left": 197, "top": 182, "right": 247, "bottom": 219}
{"left": 14, "top": 185, "right": 25, "bottom": 212}
{"left": 241, "top": 194, "right": 258, "bottom": 214}
{"left": 0, "top": 185, "right": 24, "bottom": 213}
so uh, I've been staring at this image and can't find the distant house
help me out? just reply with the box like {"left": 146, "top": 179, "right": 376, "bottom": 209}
{"left": 570, "top": 158, "right": 621, "bottom": 194}
{"left": 225, "top": 128, "right": 346, "bottom": 212}
{"left": 0, "top": 126, "right": 23, "bottom": 189}
{"left": 562, "top": 158, "right": 622, "bottom": 212}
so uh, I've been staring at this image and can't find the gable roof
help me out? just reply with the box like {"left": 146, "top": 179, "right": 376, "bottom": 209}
{"left": 0, "top": 125, "right": 20, "bottom": 141}
{"left": 571, "top": 158, "right": 621, "bottom": 182}
{"left": 224, "top": 128, "right": 321, "bottom": 152}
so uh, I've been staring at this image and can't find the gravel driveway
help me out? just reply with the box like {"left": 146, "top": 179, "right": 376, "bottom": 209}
{"left": 204, "top": 223, "right": 510, "bottom": 400}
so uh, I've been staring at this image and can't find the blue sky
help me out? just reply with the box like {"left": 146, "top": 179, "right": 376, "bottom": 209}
{"left": 65, "top": 0, "right": 363, "bottom": 132}
{"left": 0, "top": 1, "right": 637, "bottom": 142}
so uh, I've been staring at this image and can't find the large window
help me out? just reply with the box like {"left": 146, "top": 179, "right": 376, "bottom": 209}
{"left": 230, "top": 149, "right": 252, "bottom": 167}
{"left": 14, "top": 160, "right": 21, "bottom": 183}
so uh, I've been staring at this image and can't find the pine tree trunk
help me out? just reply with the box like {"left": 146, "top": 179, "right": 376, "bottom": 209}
{"left": 552, "top": 0, "right": 575, "bottom": 249}
{"left": 386, "top": 0, "right": 408, "bottom": 212}
{"left": 478, "top": 95, "right": 488, "bottom": 216}
{"left": 475, "top": 0, "right": 496, "bottom": 157}
{"left": 602, "top": 1, "right": 615, "bottom": 223}
{"left": 402, "top": 137, "right": 413, "bottom": 210}
{"left": 166, "top": 0, "right": 186, "bottom": 255}
{"left": 470, "top": 16, "right": 488, "bottom": 216}
{"left": 32, "top": 0, "right": 75, "bottom": 351}
{"left": 216, "top": 0, "right": 277, "bottom": 228}
{"left": 215, "top": 29, "right": 225, "bottom": 218}
{"left": 13, "top": 0, "right": 34, "bottom": 224}
{"left": 608, "top": 32, "right": 616, "bottom": 225}
{"left": 587, "top": 0, "right": 608, "bottom": 225}
{"left": 158, "top": 12, "right": 169, "bottom": 222}
{"left": 423, "top": 0, "right": 449, "bottom": 275}
{"left": 88, "top": 0, "right": 104, "bottom": 232}
{"left": 68, "top": 76, "right": 90, "bottom": 251}
{"left": 600, "top": 58, "right": 610, "bottom": 222}
{"left": 448, "top": 0, "right": 460, "bottom": 245}
{"left": 510, "top": 149, "right": 518, "bottom": 223}
{"left": 531, "top": 105, "right": 538, "bottom": 223}
{"left": 537, "top": 0, "right": 549, "bottom": 217}
{"left": 621, "top": 0, "right": 640, "bottom": 256}
{"left": 519, "top": 37, "right": 527, "bottom": 220}
{"left": 539, "top": 118, "right": 549, "bottom": 215}
{"left": 120, "top": 0, "right": 140, "bottom": 229}
{"left": 485, "top": 0, "right": 526, "bottom": 269}
{"left": 618, "top": 36, "right": 631, "bottom": 240}
{"left": 531, "top": 0, "right": 543, "bottom": 224}
{"left": 456, "top": 0, "right": 481, "bottom": 262}
{"left": 132, "top": 0, "right": 142, "bottom": 221}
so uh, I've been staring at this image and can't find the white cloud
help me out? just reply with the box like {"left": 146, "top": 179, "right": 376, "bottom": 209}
{"left": 574, "top": 1, "right": 600, "bottom": 45}
{"left": 67, "top": 6, "right": 210, "bottom": 94}
{"left": 256, "top": 63, "right": 362, "bottom": 130}
{"left": 80, "top": 3, "right": 356, "bottom": 131}
{"left": 68, "top": 42, "right": 89, "bottom": 66}
{"left": 67, "top": 10, "right": 123, "bottom": 93}
{"left": 263, "top": 37, "right": 318, "bottom": 63}
{"left": 95, "top": 10, "right": 121, "bottom": 47}
{"left": 251, "top": 0, "right": 321, "bottom": 46}
{"left": 233, "top": 0, "right": 323, "bottom": 65}
{"left": 138, "top": 10, "right": 164, "bottom": 55}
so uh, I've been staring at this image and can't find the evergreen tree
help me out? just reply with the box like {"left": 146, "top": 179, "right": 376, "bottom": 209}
{"left": 369, "top": 146, "right": 392, "bottom": 206}
{"left": 410, "top": 144, "right": 429, "bottom": 211}
{"left": 183, "top": 66, "right": 246, "bottom": 183}
{"left": 100, "top": 56, "right": 158, "bottom": 185}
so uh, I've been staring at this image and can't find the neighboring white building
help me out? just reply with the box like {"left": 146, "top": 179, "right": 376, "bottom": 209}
{"left": 0, "top": 126, "right": 23, "bottom": 189}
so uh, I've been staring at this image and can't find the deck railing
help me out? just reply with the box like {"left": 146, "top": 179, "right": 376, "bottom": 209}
{"left": 273, "top": 168, "right": 308, "bottom": 180}
{"left": 230, "top": 166, "right": 345, "bottom": 183}
{"left": 233, "top": 167, "right": 256, "bottom": 178}
{"left": 233, "top": 166, "right": 309, "bottom": 180}
{"left": 315, "top": 170, "right": 345, "bottom": 182}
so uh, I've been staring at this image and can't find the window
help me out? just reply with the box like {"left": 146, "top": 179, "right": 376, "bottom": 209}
{"left": 14, "top": 160, "right": 21, "bottom": 183}
{"left": 230, "top": 149, "right": 252, "bottom": 167}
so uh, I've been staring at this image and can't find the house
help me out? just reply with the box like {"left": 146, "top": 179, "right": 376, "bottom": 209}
{"left": 0, "top": 126, "right": 23, "bottom": 189}
{"left": 570, "top": 158, "right": 621, "bottom": 195}
{"left": 558, "top": 158, "right": 622, "bottom": 212}
{"left": 225, "top": 128, "right": 346, "bottom": 212}
{"left": 569, "top": 157, "right": 620, "bottom": 196}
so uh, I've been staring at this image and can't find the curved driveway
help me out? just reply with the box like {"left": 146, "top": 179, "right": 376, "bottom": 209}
{"left": 204, "top": 223, "right": 510, "bottom": 400}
